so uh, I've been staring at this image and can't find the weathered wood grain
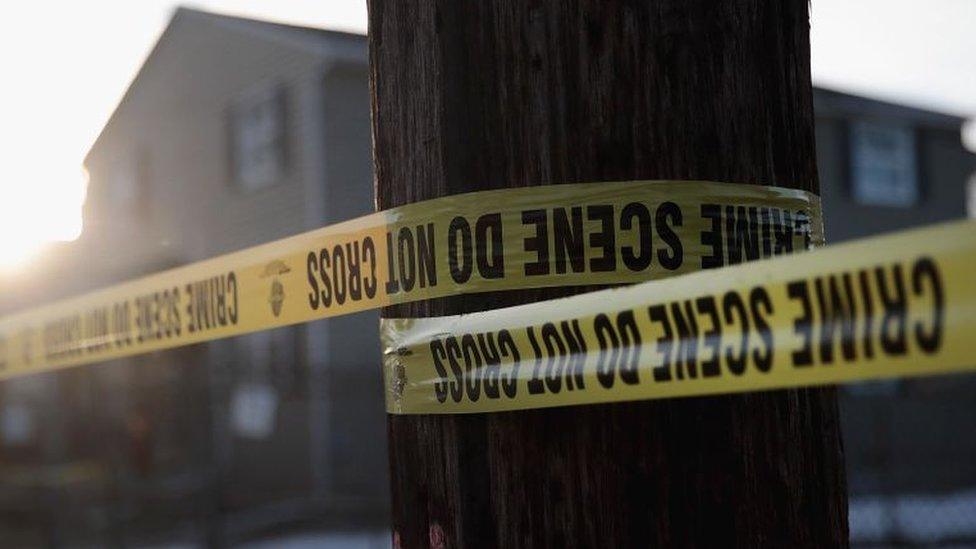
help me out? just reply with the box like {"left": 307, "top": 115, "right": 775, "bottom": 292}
{"left": 368, "top": 1, "right": 848, "bottom": 546}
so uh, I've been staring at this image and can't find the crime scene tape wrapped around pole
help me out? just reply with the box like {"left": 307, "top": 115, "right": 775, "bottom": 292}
{"left": 0, "top": 181, "right": 821, "bottom": 378}
{"left": 381, "top": 219, "right": 976, "bottom": 414}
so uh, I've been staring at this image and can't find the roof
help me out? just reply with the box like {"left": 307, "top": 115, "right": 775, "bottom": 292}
{"left": 812, "top": 86, "right": 967, "bottom": 130}
{"left": 87, "top": 7, "right": 968, "bottom": 165}
{"left": 176, "top": 6, "right": 365, "bottom": 44}
{"left": 85, "top": 6, "right": 365, "bottom": 166}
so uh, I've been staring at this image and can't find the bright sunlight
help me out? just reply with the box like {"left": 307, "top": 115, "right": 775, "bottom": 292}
{"left": 0, "top": 165, "right": 86, "bottom": 271}
{"left": 0, "top": 1, "right": 367, "bottom": 276}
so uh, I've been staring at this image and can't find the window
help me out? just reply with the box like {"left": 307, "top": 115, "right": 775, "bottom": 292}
{"left": 849, "top": 121, "right": 918, "bottom": 207}
{"left": 108, "top": 151, "right": 151, "bottom": 218}
{"left": 231, "top": 382, "right": 278, "bottom": 440}
{"left": 236, "top": 327, "right": 299, "bottom": 389}
{"left": 110, "top": 157, "right": 137, "bottom": 210}
{"left": 230, "top": 86, "right": 288, "bottom": 191}
{"left": 0, "top": 402, "right": 34, "bottom": 445}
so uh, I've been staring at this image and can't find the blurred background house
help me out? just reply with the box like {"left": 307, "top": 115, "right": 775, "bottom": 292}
{"left": 0, "top": 8, "right": 386, "bottom": 547}
{"left": 815, "top": 88, "right": 975, "bottom": 240}
{"left": 814, "top": 88, "right": 976, "bottom": 547}
{"left": 0, "top": 6, "right": 972, "bottom": 548}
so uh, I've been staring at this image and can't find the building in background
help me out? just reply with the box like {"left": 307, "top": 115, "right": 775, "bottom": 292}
{"left": 813, "top": 88, "right": 976, "bottom": 547}
{"left": 0, "top": 8, "right": 385, "bottom": 547}
{"left": 814, "top": 87, "right": 974, "bottom": 242}
{"left": 0, "top": 7, "right": 972, "bottom": 548}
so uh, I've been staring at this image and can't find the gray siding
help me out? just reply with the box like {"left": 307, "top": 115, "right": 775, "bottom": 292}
{"left": 37, "top": 9, "right": 385, "bottom": 542}
{"left": 321, "top": 65, "right": 388, "bottom": 498}
{"left": 85, "top": 14, "right": 325, "bottom": 265}
{"left": 813, "top": 90, "right": 974, "bottom": 244}
{"left": 812, "top": 89, "right": 976, "bottom": 512}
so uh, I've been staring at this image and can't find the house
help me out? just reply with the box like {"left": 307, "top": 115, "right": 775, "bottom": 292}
{"left": 813, "top": 87, "right": 975, "bottom": 243}
{"left": 812, "top": 89, "right": 976, "bottom": 545}
{"left": 0, "top": 7, "right": 385, "bottom": 546}
{"left": 0, "top": 6, "right": 972, "bottom": 546}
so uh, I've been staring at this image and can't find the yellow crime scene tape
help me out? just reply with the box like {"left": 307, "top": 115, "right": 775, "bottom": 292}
{"left": 0, "top": 180, "right": 821, "bottom": 378}
{"left": 381, "top": 219, "right": 976, "bottom": 414}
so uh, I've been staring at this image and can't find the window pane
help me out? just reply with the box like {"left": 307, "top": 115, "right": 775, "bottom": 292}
{"left": 850, "top": 121, "right": 918, "bottom": 208}
{"left": 231, "top": 86, "right": 286, "bottom": 191}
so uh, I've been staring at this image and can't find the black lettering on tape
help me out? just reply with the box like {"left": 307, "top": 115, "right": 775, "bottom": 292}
{"left": 522, "top": 210, "right": 550, "bottom": 276}
{"left": 227, "top": 272, "right": 238, "bottom": 324}
{"left": 876, "top": 265, "right": 908, "bottom": 355}
{"left": 474, "top": 214, "right": 504, "bottom": 279}
{"left": 540, "top": 323, "right": 566, "bottom": 394}
{"left": 460, "top": 334, "right": 482, "bottom": 402}
{"left": 700, "top": 204, "right": 723, "bottom": 269}
{"left": 725, "top": 206, "right": 760, "bottom": 265}
{"left": 385, "top": 231, "right": 400, "bottom": 295}
{"left": 416, "top": 224, "right": 437, "bottom": 288}
{"left": 722, "top": 291, "right": 750, "bottom": 375}
{"left": 554, "top": 207, "right": 585, "bottom": 274}
{"left": 670, "top": 300, "right": 699, "bottom": 379}
{"left": 526, "top": 326, "right": 545, "bottom": 394}
{"left": 814, "top": 275, "right": 857, "bottom": 364}
{"left": 448, "top": 217, "right": 474, "bottom": 284}
{"left": 749, "top": 287, "right": 774, "bottom": 372}
{"left": 560, "top": 320, "right": 586, "bottom": 391}
{"left": 320, "top": 248, "right": 333, "bottom": 307}
{"left": 771, "top": 209, "right": 794, "bottom": 255}
{"left": 787, "top": 280, "right": 813, "bottom": 367}
{"left": 648, "top": 304, "right": 674, "bottom": 382}
{"left": 620, "top": 202, "right": 652, "bottom": 272}
{"left": 445, "top": 337, "right": 465, "bottom": 403}
{"left": 363, "top": 236, "right": 378, "bottom": 299}
{"left": 857, "top": 270, "right": 876, "bottom": 360}
{"left": 431, "top": 339, "right": 449, "bottom": 404}
{"left": 347, "top": 241, "right": 363, "bottom": 301}
{"left": 656, "top": 201, "right": 683, "bottom": 270}
{"left": 498, "top": 330, "right": 520, "bottom": 398}
{"left": 396, "top": 227, "right": 416, "bottom": 293}
{"left": 912, "top": 257, "right": 943, "bottom": 354}
{"left": 696, "top": 296, "right": 721, "bottom": 377}
{"left": 595, "top": 313, "right": 620, "bottom": 388}
{"left": 587, "top": 205, "right": 616, "bottom": 272}
{"left": 333, "top": 244, "right": 348, "bottom": 305}
{"left": 476, "top": 333, "right": 501, "bottom": 399}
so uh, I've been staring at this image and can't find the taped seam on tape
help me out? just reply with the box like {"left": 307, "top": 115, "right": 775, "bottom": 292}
{"left": 381, "top": 219, "right": 976, "bottom": 414}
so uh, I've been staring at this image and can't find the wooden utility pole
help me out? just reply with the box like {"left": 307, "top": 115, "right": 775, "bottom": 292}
{"left": 369, "top": 1, "right": 848, "bottom": 547}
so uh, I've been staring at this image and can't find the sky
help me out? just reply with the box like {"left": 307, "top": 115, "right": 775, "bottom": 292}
{"left": 0, "top": 0, "right": 972, "bottom": 271}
